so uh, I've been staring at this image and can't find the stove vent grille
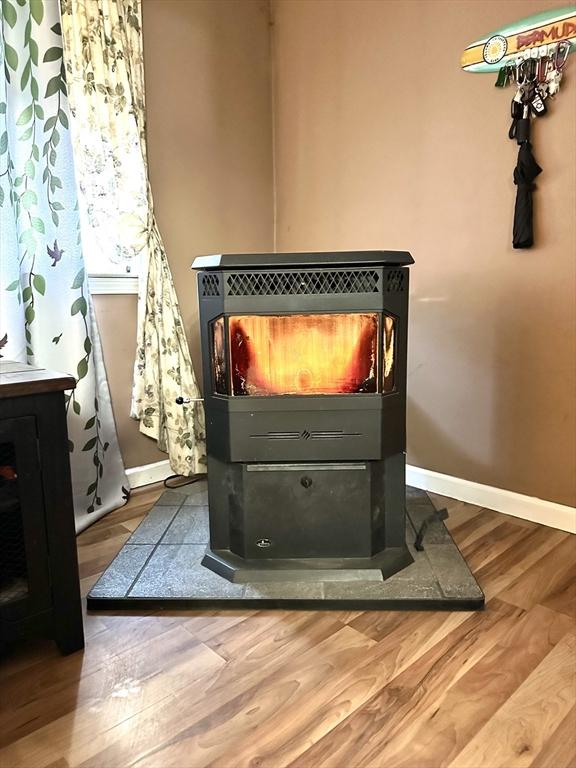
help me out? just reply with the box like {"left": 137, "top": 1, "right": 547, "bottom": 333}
{"left": 250, "top": 430, "right": 362, "bottom": 440}
{"left": 226, "top": 270, "right": 380, "bottom": 296}
{"left": 386, "top": 270, "right": 406, "bottom": 292}
{"left": 201, "top": 273, "right": 221, "bottom": 296}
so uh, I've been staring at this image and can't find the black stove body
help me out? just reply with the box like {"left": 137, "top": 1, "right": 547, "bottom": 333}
{"left": 193, "top": 251, "right": 414, "bottom": 582}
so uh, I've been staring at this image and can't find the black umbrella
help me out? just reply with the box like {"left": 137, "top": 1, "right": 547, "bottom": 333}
{"left": 512, "top": 120, "right": 542, "bottom": 249}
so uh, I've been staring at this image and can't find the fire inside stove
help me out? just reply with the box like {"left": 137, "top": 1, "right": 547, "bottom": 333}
{"left": 211, "top": 313, "right": 395, "bottom": 396}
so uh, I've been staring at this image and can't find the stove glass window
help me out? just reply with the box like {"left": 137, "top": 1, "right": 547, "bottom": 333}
{"left": 228, "top": 313, "right": 380, "bottom": 396}
{"left": 211, "top": 316, "right": 228, "bottom": 395}
{"left": 383, "top": 315, "right": 395, "bottom": 393}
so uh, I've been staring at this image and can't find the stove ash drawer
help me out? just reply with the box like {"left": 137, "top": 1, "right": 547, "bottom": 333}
{"left": 235, "top": 463, "right": 372, "bottom": 559}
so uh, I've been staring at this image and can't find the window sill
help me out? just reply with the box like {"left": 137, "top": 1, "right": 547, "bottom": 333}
{"left": 89, "top": 276, "right": 139, "bottom": 295}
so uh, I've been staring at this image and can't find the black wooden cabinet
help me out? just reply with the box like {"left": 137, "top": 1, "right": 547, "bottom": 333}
{"left": 0, "top": 361, "right": 84, "bottom": 655}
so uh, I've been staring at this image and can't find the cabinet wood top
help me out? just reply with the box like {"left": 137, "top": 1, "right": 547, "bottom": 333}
{"left": 0, "top": 360, "right": 76, "bottom": 398}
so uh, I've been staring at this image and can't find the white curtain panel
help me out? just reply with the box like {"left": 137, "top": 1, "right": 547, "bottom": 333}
{"left": 0, "top": 0, "right": 128, "bottom": 532}
{"left": 59, "top": 0, "right": 206, "bottom": 477}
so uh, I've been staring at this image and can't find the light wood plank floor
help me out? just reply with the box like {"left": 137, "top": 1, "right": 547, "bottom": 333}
{"left": 1, "top": 485, "right": 575, "bottom": 768}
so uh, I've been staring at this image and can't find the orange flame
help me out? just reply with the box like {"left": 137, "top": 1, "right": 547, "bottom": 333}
{"left": 229, "top": 313, "right": 378, "bottom": 396}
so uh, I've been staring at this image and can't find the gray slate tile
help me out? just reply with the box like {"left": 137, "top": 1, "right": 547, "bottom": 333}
{"left": 127, "top": 505, "right": 180, "bottom": 545}
{"left": 156, "top": 480, "right": 208, "bottom": 506}
{"left": 89, "top": 545, "right": 154, "bottom": 598}
{"left": 155, "top": 480, "right": 207, "bottom": 505}
{"left": 129, "top": 544, "right": 245, "bottom": 598}
{"left": 406, "top": 485, "right": 430, "bottom": 502}
{"left": 163, "top": 506, "right": 210, "bottom": 544}
{"left": 154, "top": 490, "right": 184, "bottom": 506}
{"left": 181, "top": 489, "right": 209, "bottom": 506}
{"left": 385, "top": 555, "right": 439, "bottom": 588}
{"left": 323, "top": 577, "right": 442, "bottom": 600}
{"left": 406, "top": 494, "right": 452, "bottom": 545}
{"left": 244, "top": 582, "right": 324, "bottom": 599}
{"left": 426, "top": 544, "right": 484, "bottom": 600}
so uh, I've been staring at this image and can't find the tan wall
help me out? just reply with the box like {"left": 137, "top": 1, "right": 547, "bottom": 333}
{"left": 93, "top": 294, "right": 164, "bottom": 468}
{"left": 94, "top": 0, "right": 274, "bottom": 470}
{"left": 271, "top": 0, "right": 576, "bottom": 505}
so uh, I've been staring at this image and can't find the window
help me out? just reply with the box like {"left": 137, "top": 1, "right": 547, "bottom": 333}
{"left": 81, "top": 199, "right": 144, "bottom": 294}
{"left": 72, "top": 117, "right": 148, "bottom": 295}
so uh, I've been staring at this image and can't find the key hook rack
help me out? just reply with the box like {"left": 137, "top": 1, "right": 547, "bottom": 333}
{"left": 460, "top": 6, "right": 575, "bottom": 249}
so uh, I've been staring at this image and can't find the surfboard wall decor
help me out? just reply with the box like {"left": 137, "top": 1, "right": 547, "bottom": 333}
{"left": 461, "top": 6, "right": 576, "bottom": 73}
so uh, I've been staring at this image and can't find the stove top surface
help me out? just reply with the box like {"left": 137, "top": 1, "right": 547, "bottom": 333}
{"left": 192, "top": 250, "right": 414, "bottom": 271}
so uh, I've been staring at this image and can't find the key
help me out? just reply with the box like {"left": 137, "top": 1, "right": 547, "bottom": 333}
{"left": 523, "top": 82, "right": 536, "bottom": 104}
{"left": 509, "top": 91, "right": 525, "bottom": 139}
{"left": 495, "top": 67, "right": 508, "bottom": 87}
{"left": 538, "top": 81, "right": 549, "bottom": 100}
{"left": 555, "top": 40, "right": 570, "bottom": 70}
{"left": 530, "top": 91, "right": 547, "bottom": 116}
{"left": 547, "top": 68, "right": 562, "bottom": 96}
{"left": 511, "top": 94, "right": 524, "bottom": 118}
{"left": 537, "top": 55, "right": 549, "bottom": 83}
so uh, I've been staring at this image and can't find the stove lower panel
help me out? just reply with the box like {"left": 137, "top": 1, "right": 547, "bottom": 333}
{"left": 204, "top": 453, "right": 410, "bottom": 582}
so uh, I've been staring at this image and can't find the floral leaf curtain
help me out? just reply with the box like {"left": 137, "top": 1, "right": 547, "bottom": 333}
{"left": 59, "top": 0, "right": 206, "bottom": 477}
{"left": 0, "top": 0, "right": 127, "bottom": 533}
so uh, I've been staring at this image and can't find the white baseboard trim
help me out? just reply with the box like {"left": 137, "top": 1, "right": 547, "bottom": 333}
{"left": 406, "top": 464, "right": 576, "bottom": 534}
{"left": 125, "top": 458, "right": 576, "bottom": 534}
{"left": 126, "top": 459, "right": 172, "bottom": 489}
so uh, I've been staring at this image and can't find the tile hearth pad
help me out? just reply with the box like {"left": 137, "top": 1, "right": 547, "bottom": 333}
{"left": 87, "top": 482, "right": 484, "bottom": 610}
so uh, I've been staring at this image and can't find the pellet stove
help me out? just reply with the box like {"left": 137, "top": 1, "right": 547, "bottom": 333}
{"left": 193, "top": 251, "right": 414, "bottom": 583}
